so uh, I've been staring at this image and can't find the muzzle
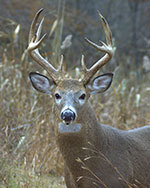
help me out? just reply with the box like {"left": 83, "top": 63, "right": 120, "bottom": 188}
{"left": 61, "top": 108, "right": 76, "bottom": 124}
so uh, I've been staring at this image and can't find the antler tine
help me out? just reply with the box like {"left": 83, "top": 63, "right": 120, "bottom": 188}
{"left": 82, "top": 11, "right": 114, "bottom": 84}
{"left": 81, "top": 55, "right": 88, "bottom": 73}
{"left": 98, "top": 10, "right": 112, "bottom": 46}
{"left": 28, "top": 9, "right": 62, "bottom": 82}
{"left": 28, "top": 8, "right": 44, "bottom": 44}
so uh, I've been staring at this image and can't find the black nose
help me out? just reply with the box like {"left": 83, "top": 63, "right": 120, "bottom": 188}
{"left": 61, "top": 109, "right": 76, "bottom": 124}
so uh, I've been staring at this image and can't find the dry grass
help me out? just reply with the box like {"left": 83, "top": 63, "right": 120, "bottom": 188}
{"left": 0, "top": 12, "right": 65, "bottom": 187}
{"left": 0, "top": 9, "right": 150, "bottom": 188}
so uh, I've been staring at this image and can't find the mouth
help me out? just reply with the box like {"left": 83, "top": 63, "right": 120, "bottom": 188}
{"left": 63, "top": 120, "right": 72, "bottom": 125}
{"left": 58, "top": 122, "right": 81, "bottom": 133}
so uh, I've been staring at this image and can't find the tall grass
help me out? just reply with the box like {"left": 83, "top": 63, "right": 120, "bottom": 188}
{"left": 0, "top": 5, "right": 150, "bottom": 188}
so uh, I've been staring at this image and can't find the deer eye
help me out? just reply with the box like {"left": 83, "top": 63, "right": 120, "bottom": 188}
{"left": 55, "top": 93, "right": 61, "bottom": 100}
{"left": 79, "top": 93, "right": 86, "bottom": 100}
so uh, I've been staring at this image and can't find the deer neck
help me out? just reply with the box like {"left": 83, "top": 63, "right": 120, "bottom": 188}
{"left": 55, "top": 101, "right": 104, "bottom": 162}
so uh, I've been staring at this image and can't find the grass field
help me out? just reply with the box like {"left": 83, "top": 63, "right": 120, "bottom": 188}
{"left": 0, "top": 8, "right": 150, "bottom": 188}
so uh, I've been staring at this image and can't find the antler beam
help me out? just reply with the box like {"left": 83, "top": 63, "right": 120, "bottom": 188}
{"left": 28, "top": 8, "right": 63, "bottom": 82}
{"left": 82, "top": 11, "right": 114, "bottom": 84}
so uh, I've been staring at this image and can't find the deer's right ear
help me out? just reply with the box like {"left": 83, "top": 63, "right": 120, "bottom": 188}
{"left": 29, "top": 72, "right": 55, "bottom": 94}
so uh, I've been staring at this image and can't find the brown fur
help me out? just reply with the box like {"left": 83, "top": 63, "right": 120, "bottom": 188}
{"left": 28, "top": 9, "right": 150, "bottom": 188}
{"left": 53, "top": 80, "right": 150, "bottom": 188}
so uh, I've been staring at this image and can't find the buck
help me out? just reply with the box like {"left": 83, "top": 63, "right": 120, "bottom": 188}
{"left": 28, "top": 9, "right": 150, "bottom": 188}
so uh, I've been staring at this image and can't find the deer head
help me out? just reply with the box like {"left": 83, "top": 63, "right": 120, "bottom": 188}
{"left": 28, "top": 9, "right": 114, "bottom": 131}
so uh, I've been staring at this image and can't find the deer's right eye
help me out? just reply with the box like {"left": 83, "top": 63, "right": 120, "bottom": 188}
{"left": 55, "top": 93, "right": 61, "bottom": 100}
{"left": 79, "top": 93, "right": 86, "bottom": 100}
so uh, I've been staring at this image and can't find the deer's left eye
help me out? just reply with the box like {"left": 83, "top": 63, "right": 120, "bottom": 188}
{"left": 55, "top": 93, "right": 61, "bottom": 100}
{"left": 79, "top": 94, "right": 86, "bottom": 100}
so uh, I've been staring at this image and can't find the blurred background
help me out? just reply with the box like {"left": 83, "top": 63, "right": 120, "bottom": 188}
{"left": 0, "top": 0, "right": 150, "bottom": 187}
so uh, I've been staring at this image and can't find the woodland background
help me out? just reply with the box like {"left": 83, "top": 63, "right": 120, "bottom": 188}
{"left": 0, "top": 0, "right": 150, "bottom": 187}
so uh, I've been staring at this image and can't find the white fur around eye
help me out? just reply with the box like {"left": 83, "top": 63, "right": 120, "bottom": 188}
{"left": 78, "top": 98, "right": 85, "bottom": 105}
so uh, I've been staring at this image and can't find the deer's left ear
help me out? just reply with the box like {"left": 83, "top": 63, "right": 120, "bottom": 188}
{"left": 87, "top": 73, "right": 113, "bottom": 95}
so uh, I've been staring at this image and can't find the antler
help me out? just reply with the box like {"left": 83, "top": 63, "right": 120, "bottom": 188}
{"left": 82, "top": 11, "right": 114, "bottom": 84}
{"left": 28, "top": 8, "right": 64, "bottom": 82}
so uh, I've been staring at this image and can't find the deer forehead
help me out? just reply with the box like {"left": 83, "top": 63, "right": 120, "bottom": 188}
{"left": 55, "top": 79, "right": 86, "bottom": 93}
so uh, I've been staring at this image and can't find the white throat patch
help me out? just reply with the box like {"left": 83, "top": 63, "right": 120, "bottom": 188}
{"left": 58, "top": 123, "right": 81, "bottom": 133}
